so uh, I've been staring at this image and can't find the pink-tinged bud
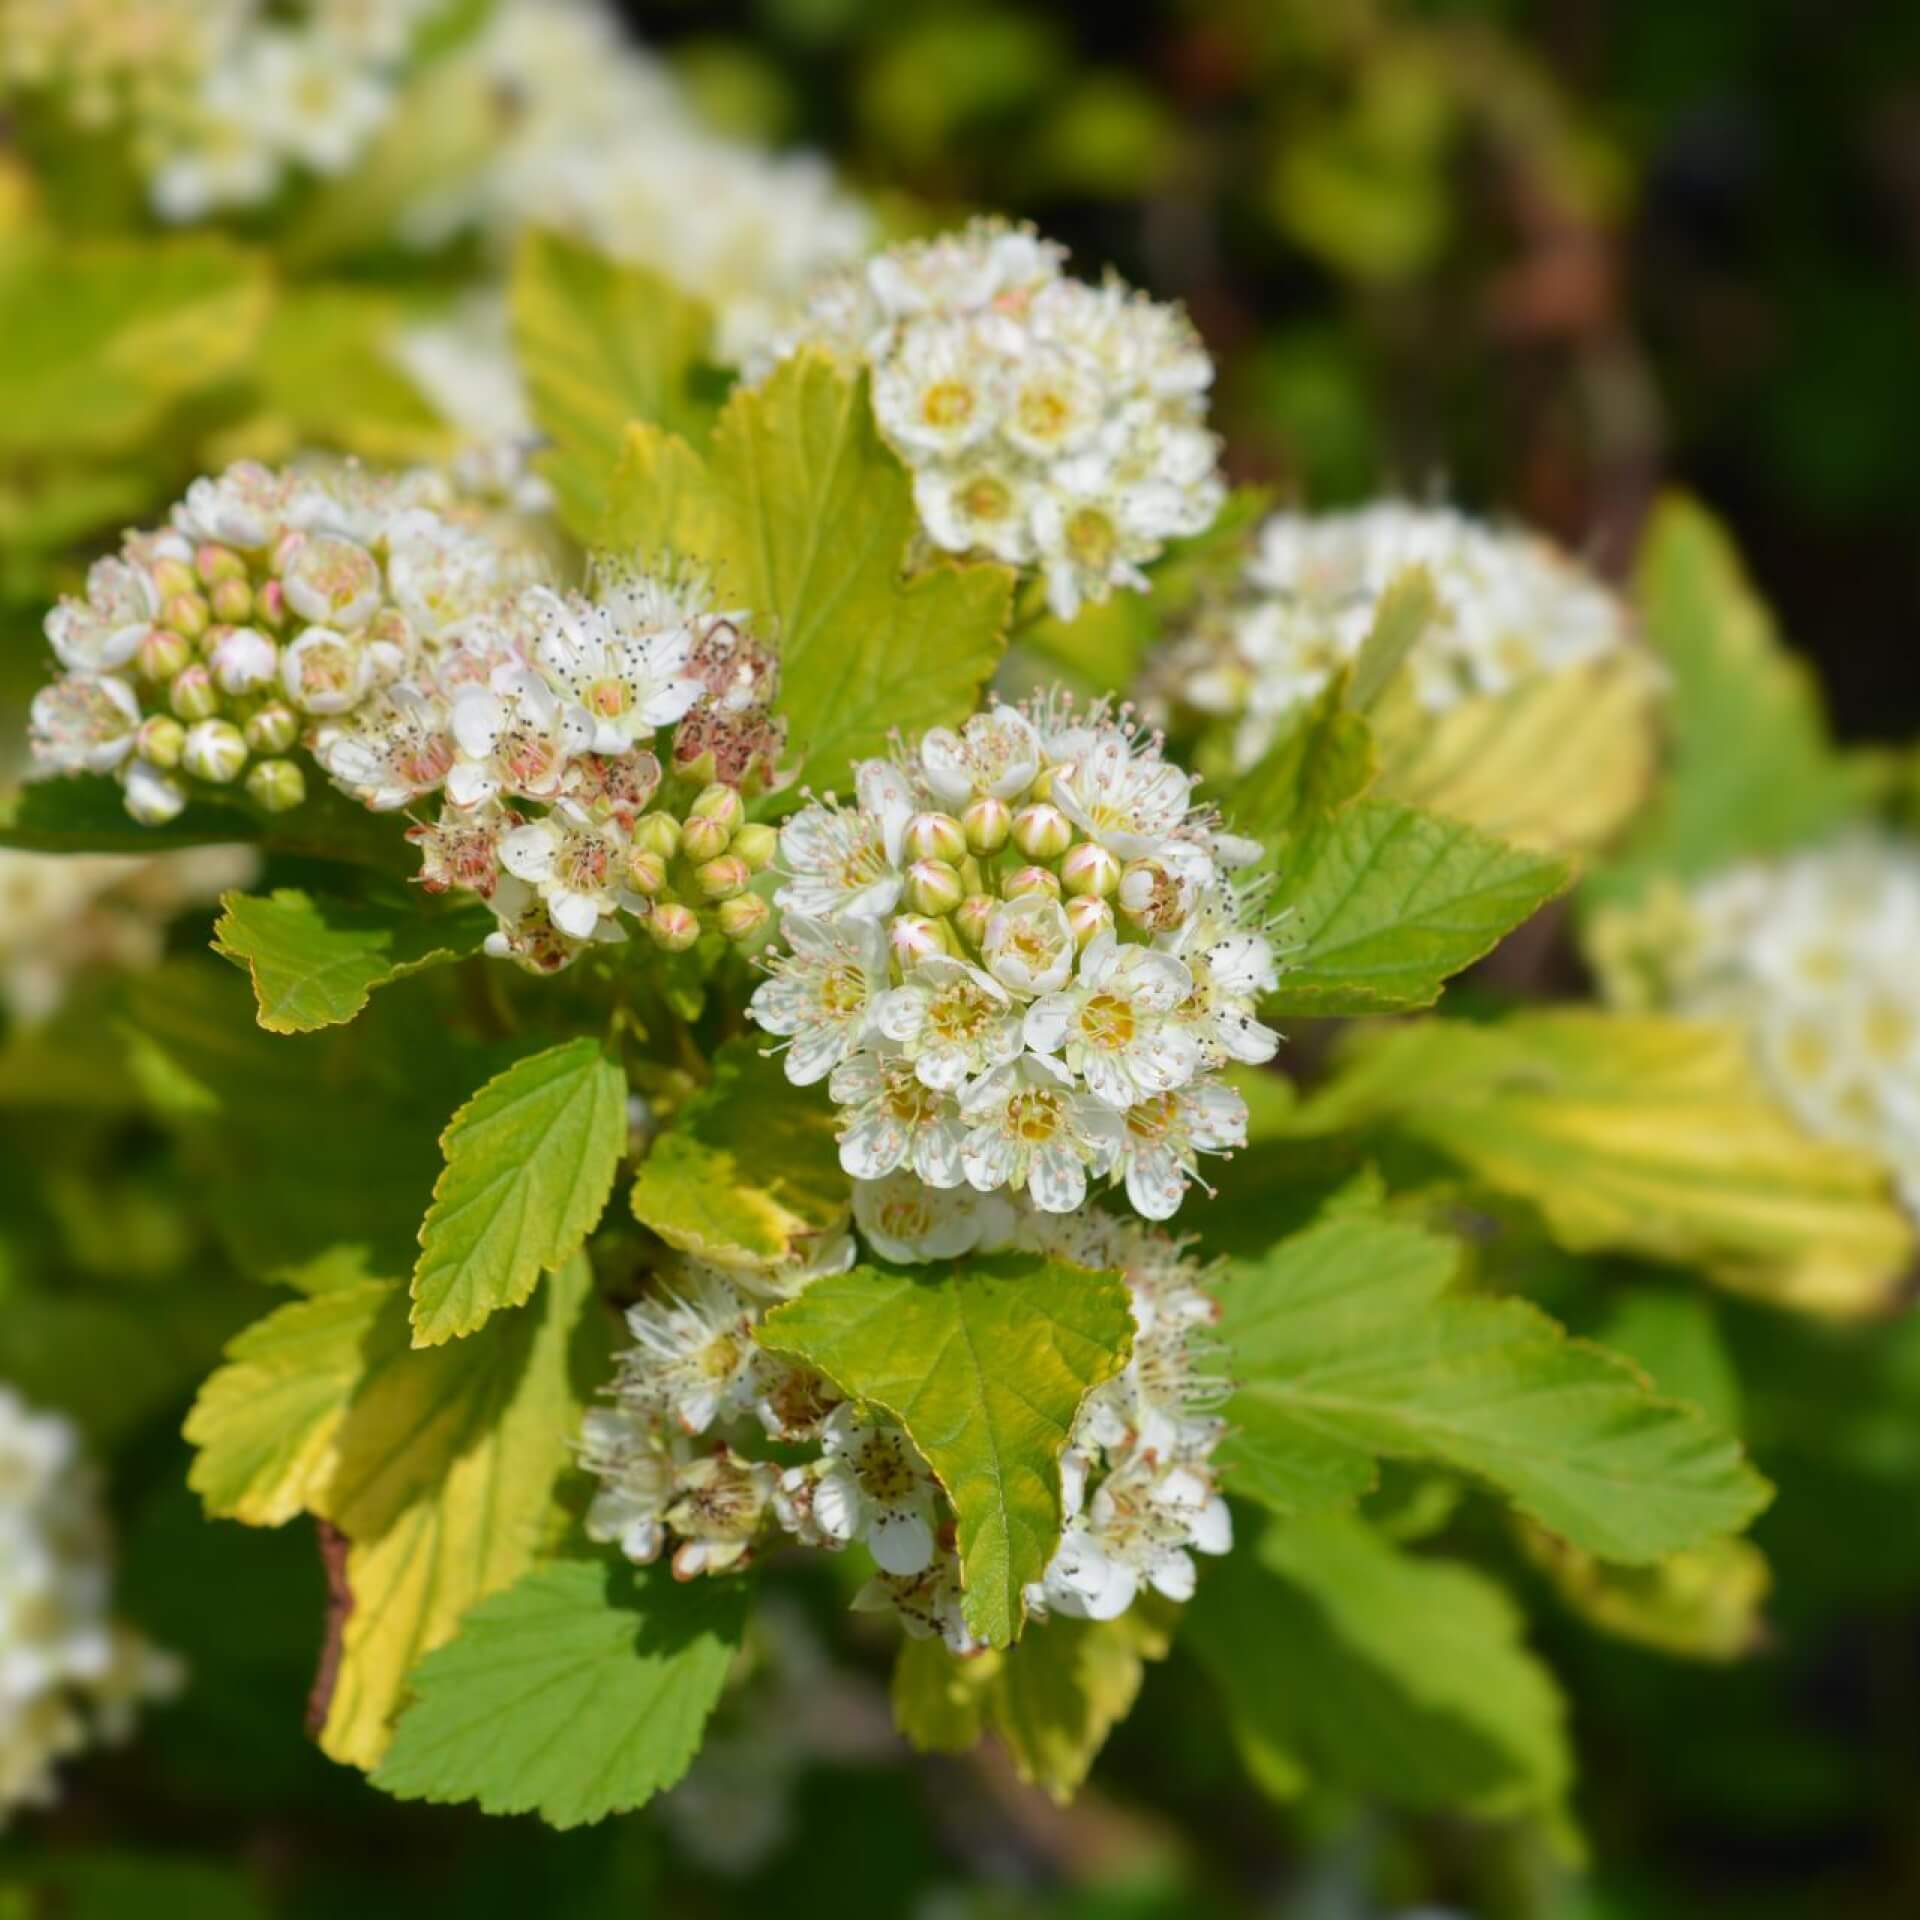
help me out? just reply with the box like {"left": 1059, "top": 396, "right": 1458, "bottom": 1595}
{"left": 169, "top": 663, "right": 219, "bottom": 722}
{"left": 626, "top": 848, "right": 669, "bottom": 895}
{"left": 906, "top": 810, "right": 968, "bottom": 863}
{"left": 905, "top": 858, "right": 964, "bottom": 916}
{"left": 268, "top": 529, "right": 305, "bottom": 576}
{"left": 195, "top": 542, "right": 246, "bottom": 587}
{"left": 731, "top": 822, "right": 778, "bottom": 871}
{"left": 245, "top": 758, "right": 306, "bottom": 813}
{"left": 243, "top": 702, "right": 299, "bottom": 755}
{"left": 631, "top": 812, "right": 682, "bottom": 860}
{"left": 209, "top": 576, "right": 253, "bottom": 624}
{"left": 953, "top": 893, "right": 996, "bottom": 947}
{"left": 1118, "top": 857, "right": 1189, "bottom": 931}
{"left": 254, "top": 579, "right": 288, "bottom": 629}
{"left": 161, "top": 591, "right": 209, "bottom": 641}
{"left": 646, "top": 901, "right": 701, "bottom": 951}
{"left": 181, "top": 718, "right": 248, "bottom": 785}
{"left": 679, "top": 812, "right": 732, "bottom": 865}
{"left": 962, "top": 794, "right": 1010, "bottom": 853}
{"left": 135, "top": 715, "right": 185, "bottom": 770}
{"left": 717, "top": 892, "right": 772, "bottom": 943}
{"left": 136, "top": 626, "right": 191, "bottom": 682}
{"left": 1066, "top": 894, "right": 1113, "bottom": 948}
{"left": 888, "top": 913, "right": 948, "bottom": 966}
{"left": 151, "top": 558, "right": 198, "bottom": 601}
{"left": 1002, "top": 864, "right": 1062, "bottom": 901}
{"left": 689, "top": 782, "right": 744, "bottom": 831}
{"left": 1061, "top": 840, "right": 1121, "bottom": 898}
{"left": 1011, "top": 801, "right": 1073, "bottom": 860}
{"left": 695, "top": 854, "right": 752, "bottom": 901}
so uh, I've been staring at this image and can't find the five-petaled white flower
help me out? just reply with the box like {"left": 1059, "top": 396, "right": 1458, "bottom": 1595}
{"left": 1023, "top": 930, "right": 1200, "bottom": 1109}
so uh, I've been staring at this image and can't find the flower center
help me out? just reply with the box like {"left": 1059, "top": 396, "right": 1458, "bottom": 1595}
{"left": 1078, "top": 990, "right": 1136, "bottom": 1051}
{"left": 587, "top": 676, "right": 629, "bottom": 718}
{"left": 819, "top": 965, "right": 867, "bottom": 1019}
{"left": 1007, "top": 1088, "right": 1064, "bottom": 1142}
{"left": 929, "top": 982, "right": 996, "bottom": 1044}
{"left": 921, "top": 380, "right": 976, "bottom": 429}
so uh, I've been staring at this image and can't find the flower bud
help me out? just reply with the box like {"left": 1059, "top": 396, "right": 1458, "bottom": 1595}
{"left": 695, "top": 854, "right": 752, "bottom": 901}
{"left": 689, "top": 782, "right": 744, "bottom": 832}
{"left": 953, "top": 893, "right": 997, "bottom": 948}
{"left": 209, "top": 576, "right": 253, "bottom": 624}
{"left": 245, "top": 757, "right": 306, "bottom": 813}
{"left": 1011, "top": 801, "right": 1073, "bottom": 860}
{"left": 717, "top": 892, "right": 772, "bottom": 943}
{"left": 136, "top": 626, "right": 191, "bottom": 682}
{"left": 906, "top": 858, "right": 964, "bottom": 917}
{"left": 646, "top": 901, "right": 701, "bottom": 951}
{"left": 195, "top": 542, "right": 247, "bottom": 587}
{"left": 244, "top": 702, "right": 300, "bottom": 755}
{"left": 680, "top": 812, "right": 732, "bottom": 864}
{"left": 161, "top": 591, "right": 209, "bottom": 641}
{"left": 135, "top": 714, "right": 185, "bottom": 770}
{"left": 631, "top": 811, "right": 683, "bottom": 860}
{"left": 181, "top": 718, "right": 248, "bottom": 785}
{"left": 962, "top": 794, "right": 1011, "bottom": 853}
{"left": 123, "top": 760, "right": 187, "bottom": 826}
{"left": 254, "top": 579, "right": 288, "bottom": 629}
{"left": 151, "top": 557, "right": 197, "bottom": 601}
{"left": 906, "top": 810, "right": 968, "bottom": 864}
{"left": 731, "top": 822, "right": 778, "bottom": 872}
{"left": 169, "top": 663, "right": 220, "bottom": 722}
{"left": 1066, "top": 894, "right": 1114, "bottom": 948}
{"left": 1061, "top": 840, "right": 1121, "bottom": 898}
{"left": 888, "top": 913, "right": 948, "bottom": 966}
{"left": 208, "top": 626, "right": 277, "bottom": 696}
{"left": 1002, "top": 864, "right": 1062, "bottom": 901}
{"left": 626, "top": 848, "right": 669, "bottom": 895}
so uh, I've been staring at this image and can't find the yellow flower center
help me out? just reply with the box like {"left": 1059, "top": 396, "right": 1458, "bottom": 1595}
{"left": 1078, "top": 990, "right": 1136, "bottom": 1051}
{"left": 921, "top": 380, "right": 975, "bottom": 429}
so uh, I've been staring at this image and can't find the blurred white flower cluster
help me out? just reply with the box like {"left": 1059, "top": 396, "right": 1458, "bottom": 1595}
{"left": 753, "top": 218, "right": 1225, "bottom": 620}
{"left": 749, "top": 696, "right": 1278, "bottom": 1224}
{"left": 1594, "top": 838, "right": 1920, "bottom": 1213}
{"left": 1, "top": 1386, "right": 180, "bottom": 1826}
{"left": 0, "top": 0, "right": 439, "bottom": 219}
{"left": 1156, "top": 502, "right": 1639, "bottom": 770}
{"left": 581, "top": 1203, "right": 1230, "bottom": 1653}
{"left": 26, "top": 458, "right": 790, "bottom": 973}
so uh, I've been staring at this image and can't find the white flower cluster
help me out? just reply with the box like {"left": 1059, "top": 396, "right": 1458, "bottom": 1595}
{"left": 26, "top": 460, "right": 790, "bottom": 974}
{"left": 401, "top": 0, "right": 872, "bottom": 366}
{"left": 752, "top": 218, "right": 1226, "bottom": 621}
{"left": 1594, "top": 838, "right": 1920, "bottom": 1213}
{"left": 1156, "top": 502, "right": 1639, "bottom": 771}
{"left": 1, "top": 1387, "right": 181, "bottom": 1825}
{"left": 580, "top": 1204, "right": 1230, "bottom": 1654}
{"left": 748, "top": 697, "right": 1278, "bottom": 1224}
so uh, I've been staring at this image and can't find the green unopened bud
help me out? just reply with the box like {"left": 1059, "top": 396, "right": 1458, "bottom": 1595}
{"left": 123, "top": 762, "right": 187, "bottom": 826}
{"left": 1012, "top": 801, "right": 1073, "bottom": 860}
{"left": 906, "top": 810, "right": 968, "bottom": 864}
{"left": 181, "top": 718, "right": 248, "bottom": 785}
{"left": 962, "top": 794, "right": 1010, "bottom": 853}
{"left": 210, "top": 576, "right": 253, "bottom": 624}
{"left": 1027, "top": 765, "right": 1058, "bottom": 802}
{"left": 244, "top": 702, "right": 300, "bottom": 755}
{"left": 135, "top": 714, "right": 185, "bottom": 770}
{"left": 1002, "top": 864, "right": 1062, "bottom": 901}
{"left": 732, "top": 822, "right": 778, "bottom": 872}
{"left": 888, "top": 913, "right": 949, "bottom": 965}
{"left": 631, "top": 812, "right": 682, "bottom": 860}
{"left": 169, "top": 663, "right": 219, "bottom": 721}
{"left": 1066, "top": 895, "right": 1113, "bottom": 948}
{"left": 195, "top": 542, "right": 247, "bottom": 587}
{"left": 1061, "top": 840, "right": 1121, "bottom": 898}
{"left": 254, "top": 579, "right": 288, "bottom": 629}
{"left": 906, "top": 858, "right": 964, "bottom": 916}
{"left": 245, "top": 757, "right": 306, "bottom": 813}
{"left": 646, "top": 901, "right": 701, "bottom": 951}
{"left": 136, "top": 626, "right": 191, "bottom": 682}
{"left": 953, "top": 893, "right": 996, "bottom": 947}
{"left": 717, "top": 892, "right": 772, "bottom": 943}
{"left": 162, "top": 591, "right": 210, "bottom": 641}
{"left": 695, "top": 853, "right": 752, "bottom": 901}
{"left": 150, "top": 557, "right": 197, "bottom": 600}
{"left": 626, "top": 848, "right": 669, "bottom": 895}
{"left": 689, "top": 782, "right": 744, "bottom": 832}
{"left": 680, "top": 812, "right": 732, "bottom": 864}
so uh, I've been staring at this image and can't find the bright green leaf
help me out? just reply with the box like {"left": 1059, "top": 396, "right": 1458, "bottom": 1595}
{"left": 758, "top": 1256, "right": 1135, "bottom": 1646}
{"left": 1347, "top": 566, "right": 1437, "bottom": 711}
{"left": 1227, "top": 674, "right": 1376, "bottom": 852}
{"left": 412, "top": 1039, "right": 627, "bottom": 1346}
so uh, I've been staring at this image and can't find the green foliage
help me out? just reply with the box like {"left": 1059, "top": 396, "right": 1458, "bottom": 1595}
{"left": 411, "top": 1038, "right": 627, "bottom": 1346}
{"left": 212, "top": 888, "right": 493, "bottom": 1035}
{"left": 374, "top": 1555, "right": 748, "bottom": 1828}
{"left": 599, "top": 351, "right": 1013, "bottom": 791}
{"left": 758, "top": 1256, "right": 1136, "bottom": 1647}
{"left": 1216, "top": 1209, "right": 1771, "bottom": 1560}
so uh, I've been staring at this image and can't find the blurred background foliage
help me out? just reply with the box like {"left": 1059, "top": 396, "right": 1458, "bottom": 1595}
{"left": 3, "top": 2, "right": 1919, "bottom": 1917}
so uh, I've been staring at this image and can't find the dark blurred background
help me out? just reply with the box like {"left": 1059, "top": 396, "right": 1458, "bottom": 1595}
{"left": 630, "top": 0, "right": 1920, "bottom": 744}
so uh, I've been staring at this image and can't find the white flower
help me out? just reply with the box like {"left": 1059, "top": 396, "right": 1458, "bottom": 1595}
{"left": 918, "top": 706, "right": 1042, "bottom": 807}
{"left": 383, "top": 510, "right": 503, "bottom": 638}
{"left": 1033, "top": 1457, "right": 1230, "bottom": 1619}
{"left": 1023, "top": 929, "right": 1200, "bottom": 1109}
{"left": 980, "top": 891, "right": 1078, "bottom": 999}
{"left": 279, "top": 532, "right": 382, "bottom": 630}
{"left": 959, "top": 1053, "right": 1124, "bottom": 1212}
{"left": 871, "top": 317, "right": 1007, "bottom": 457}
{"left": 665, "top": 1450, "right": 777, "bottom": 1579}
{"left": 29, "top": 677, "right": 141, "bottom": 775}
{"left": 580, "top": 1407, "right": 681, "bottom": 1565}
{"left": 526, "top": 585, "right": 703, "bottom": 755}
{"left": 279, "top": 627, "right": 372, "bottom": 717}
{"left": 749, "top": 914, "right": 891, "bottom": 1087}
{"left": 499, "top": 800, "right": 634, "bottom": 940}
{"left": 172, "top": 462, "right": 286, "bottom": 549}
{"left": 872, "top": 954, "right": 1024, "bottom": 1092}
{"left": 852, "top": 1549, "right": 983, "bottom": 1657}
{"left": 802, "top": 1407, "right": 942, "bottom": 1575}
{"left": 852, "top": 1171, "right": 1013, "bottom": 1264}
{"left": 774, "top": 762, "right": 915, "bottom": 920}
{"left": 447, "top": 667, "right": 588, "bottom": 807}
{"left": 243, "top": 28, "right": 390, "bottom": 176}
{"left": 615, "top": 1271, "right": 763, "bottom": 1436}
{"left": 311, "top": 684, "right": 454, "bottom": 812}
{"left": 828, "top": 1047, "right": 970, "bottom": 1187}
{"left": 483, "top": 874, "right": 624, "bottom": 975}
{"left": 1053, "top": 732, "right": 1199, "bottom": 861}
{"left": 44, "top": 557, "right": 160, "bottom": 674}
{"left": 1112, "top": 1078, "right": 1247, "bottom": 1219}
